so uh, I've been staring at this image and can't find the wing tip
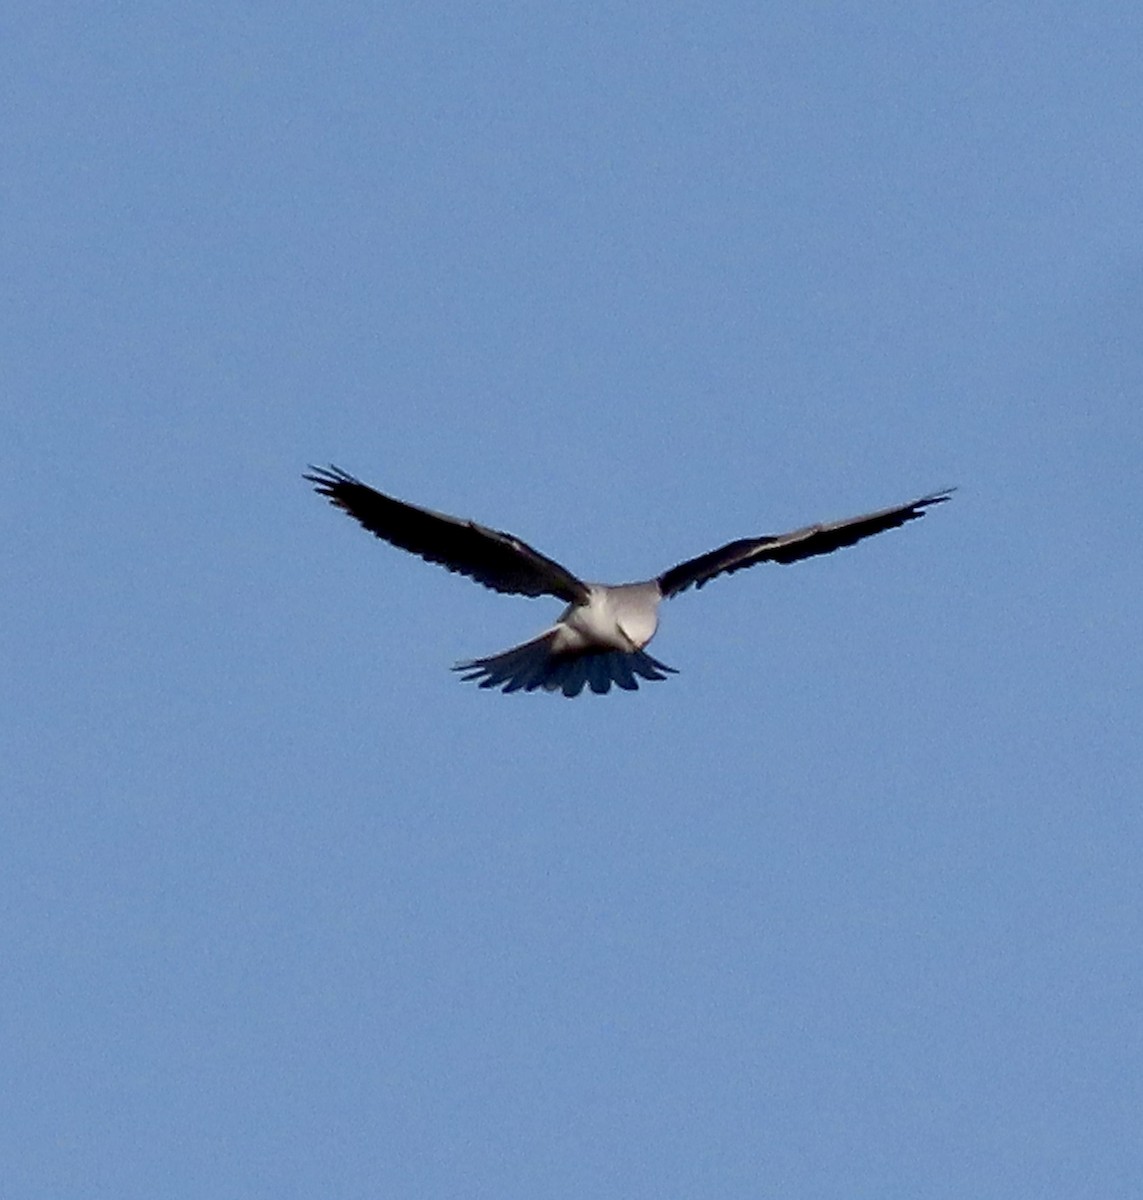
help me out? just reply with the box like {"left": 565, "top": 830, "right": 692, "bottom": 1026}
{"left": 304, "top": 464, "right": 359, "bottom": 494}
{"left": 916, "top": 486, "right": 957, "bottom": 507}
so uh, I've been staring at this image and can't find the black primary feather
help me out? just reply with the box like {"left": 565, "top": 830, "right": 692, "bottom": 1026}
{"left": 306, "top": 466, "right": 590, "bottom": 604}
{"left": 658, "top": 490, "right": 953, "bottom": 598}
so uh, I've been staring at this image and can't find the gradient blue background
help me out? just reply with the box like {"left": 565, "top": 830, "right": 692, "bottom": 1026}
{"left": 5, "top": 4, "right": 1141, "bottom": 1197}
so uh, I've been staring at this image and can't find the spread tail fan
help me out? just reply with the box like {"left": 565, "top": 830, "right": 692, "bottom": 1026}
{"left": 454, "top": 634, "right": 677, "bottom": 697}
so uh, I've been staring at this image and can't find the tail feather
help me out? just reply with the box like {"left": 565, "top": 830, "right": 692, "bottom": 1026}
{"left": 560, "top": 655, "right": 589, "bottom": 698}
{"left": 587, "top": 655, "right": 612, "bottom": 695}
{"left": 501, "top": 657, "right": 545, "bottom": 694}
{"left": 455, "top": 628, "right": 558, "bottom": 689}
{"left": 453, "top": 634, "right": 678, "bottom": 697}
{"left": 629, "top": 649, "right": 679, "bottom": 681}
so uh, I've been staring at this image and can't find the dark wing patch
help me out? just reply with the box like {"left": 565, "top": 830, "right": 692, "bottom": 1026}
{"left": 306, "top": 466, "right": 589, "bottom": 604}
{"left": 658, "top": 490, "right": 953, "bottom": 598}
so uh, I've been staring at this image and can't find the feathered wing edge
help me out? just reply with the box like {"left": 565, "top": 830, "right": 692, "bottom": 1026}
{"left": 657, "top": 489, "right": 954, "bottom": 598}
{"left": 453, "top": 629, "right": 678, "bottom": 698}
{"left": 305, "top": 465, "right": 590, "bottom": 604}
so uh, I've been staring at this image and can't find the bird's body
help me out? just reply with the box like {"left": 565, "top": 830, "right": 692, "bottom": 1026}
{"left": 306, "top": 466, "right": 950, "bottom": 697}
{"left": 560, "top": 582, "right": 661, "bottom": 654}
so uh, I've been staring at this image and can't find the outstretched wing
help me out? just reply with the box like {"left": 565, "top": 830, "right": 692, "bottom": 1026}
{"left": 306, "top": 466, "right": 590, "bottom": 604}
{"left": 657, "top": 490, "right": 953, "bottom": 599}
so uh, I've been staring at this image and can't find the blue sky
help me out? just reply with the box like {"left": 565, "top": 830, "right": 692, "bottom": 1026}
{"left": 4, "top": 4, "right": 1141, "bottom": 1197}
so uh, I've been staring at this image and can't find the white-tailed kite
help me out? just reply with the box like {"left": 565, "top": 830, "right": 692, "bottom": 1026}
{"left": 306, "top": 466, "right": 951, "bottom": 697}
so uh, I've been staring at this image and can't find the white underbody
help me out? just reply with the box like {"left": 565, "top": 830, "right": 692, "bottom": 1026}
{"left": 454, "top": 580, "right": 676, "bottom": 694}
{"left": 551, "top": 581, "right": 662, "bottom": 654}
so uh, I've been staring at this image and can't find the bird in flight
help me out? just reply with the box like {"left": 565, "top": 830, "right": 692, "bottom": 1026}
{"left": 306, "top": 466, "right": 951, "bottom": 697}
